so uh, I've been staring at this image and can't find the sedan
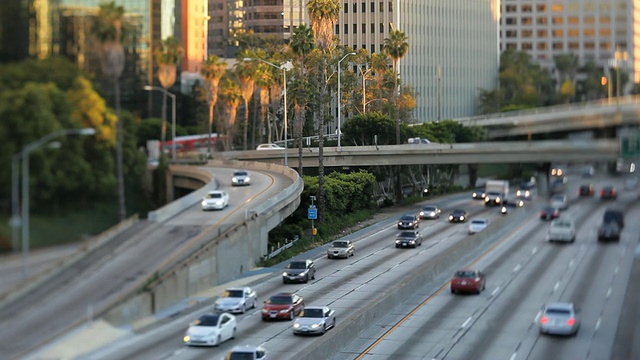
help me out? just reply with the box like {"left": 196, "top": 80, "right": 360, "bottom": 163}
{"left": 600, "top": 186, "right": 618, "bottom": 200}
{"left": 256, "top": 143, "right": 284, "bottom": 150}
{"left": 282, "top": 259, "right": 316, "bottom": 284}
{"left": 419, "top": 205, "right": 441, "bottom": 219}
{"left": 231, "top": 169, "right": 251, "bottom": 186}
{"left": 214, "top": 287, "right": 257, "bottom": 314}
{"left": 539, "top": 302, "right": 580, "bottom": 336}
{"left": 450, "top": 269, "right": 486, "bottom": 294}
{"left": 261, "top": 293, "right": 304, "bottom": 321}
{"left": 224, "top": 345, "right": 268, "bottom": 360}
{"left": 201, "top": 190, "right": 229, "bottom": 211}
{"left": 472, "top": 188, "right": 486, "bottom": 200}
{"left": 183, "top": 313, "right": 236, "bottom": 347}
{"left": 397, "top": 214, "right": 420, "bottom": 229}
{"left": 468, "top": 218, "right": 489, "bottom": 234}
{"left": 578, "top": 184, "right": 595, "bottom": 197}
{"left": 395, "top": 231, "right": 423, "bottom": 248}
{"left": 292, "top": 306, "right": 336, "bottom": 336}
{"left": 598, "top": 221, "right": 621, "bottom": 242}
{"left": 448, "top": 209, "right": 468, "bottom": 223}
{"left": 327, "top": 240, "right": 355, "bottom": 259}
{"left": 516, "top": 187, "right": 532, "bottom": 200}
{"left": 540, "top": 206, "right": 560, "bottom": 221}
{"left": 549, "top": 194, "right": 568, "bottom": 210}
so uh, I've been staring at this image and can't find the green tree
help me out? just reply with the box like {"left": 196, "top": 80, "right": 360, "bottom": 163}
{"left": 559, "top": 79, "right": 576, "bottom": 103}
{"left": 553, "top": 53, "right": 579, "bottom": 82}
{"left": 201, "top": 55, "right": 227, "bottom": 155}
{"left": 383, "top": 29, "right": 409, "bottom": 145}
{"left": 155, "top": 36, "right": 183, "bottom": 146}
{"left": 580, "top": 60, "right": 607, "bottom": 100}
{"left": 342, "top": 112, "right": 395, "bottom": 146}
{"left": 219, "top": 75, "right": 242, "bottom": 151}
{"left": 236, "top": 51, "right": 258, "bottom": 150}
{"left": 307, "top": 0, "right": 341, "bottom": 224}
{"left": 92, "top": 1, "right": 127, "bottom": 221}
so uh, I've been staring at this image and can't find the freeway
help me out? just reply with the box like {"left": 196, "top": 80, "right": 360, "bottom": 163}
{"left": 79, "top": 171, "right": 639, "bottom": 360}
{"left": 0, "top": 167, "right": 293, "bottom": 360}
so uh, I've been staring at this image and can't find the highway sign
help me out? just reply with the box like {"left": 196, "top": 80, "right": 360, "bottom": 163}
{"left": 308, "top": 206, "right": 317, "bottom": 220}
{"left": 621, "top": 135, "right": 640, "bottom": 159}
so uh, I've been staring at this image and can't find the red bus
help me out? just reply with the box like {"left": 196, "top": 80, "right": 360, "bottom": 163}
{"left": 162, "top": 133, "right": 218, "bottom": 154}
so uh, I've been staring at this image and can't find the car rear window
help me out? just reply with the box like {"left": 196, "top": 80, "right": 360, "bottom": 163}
{"left": 545, "top": 308, "right": 571, "bottom": 316}
{"left": 228, "top": 353, "right": 255, "bottom": 360}
{"left": 267, "top": 296, "right": 292, "bottom": 304}
{"left": 471, "top": 220, "right": 486, "bottom": 225}
{"left": 454, "top": 271, "right": 476, "bottom": 278}
{"left": 552, "top": 221, "right": 571, "bottom": 228}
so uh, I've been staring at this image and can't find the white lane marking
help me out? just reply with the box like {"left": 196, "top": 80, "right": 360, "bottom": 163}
{"left": 461, "top": 317, "right": 472, "bottom": 328}
{"left": 513, "top": 263, "right": 522, "bottom": 273}
{"left": 391, "top": 264, "right": 399, "bottom": 270}
{"left": 510, "top": 352, "right": 518, "bottom": 360}
{"left": 532, "top": 246, "right": 538, "bottom": 255}
{"left": 606, "top": 287, "right": 612, "bottom": 298}
{"left": 354, "top": 284, "right": 366, "bottom": 291}
{"left": 615, "top": 265, "right": 619, "bottom": 274}
{"left": 533, "top": 310, "right": 542, "bottom": 323}
{"left": 553, "top": 282, "right": 560, "bottom": 292}
{"left": 569, "top": 259, "right": 574, "bottom": 267}
{"left": 491, "top": 287, "right": 500, "bottom": 296}
{"left": 595, "top": 317, "right": 601, "bottom": 331}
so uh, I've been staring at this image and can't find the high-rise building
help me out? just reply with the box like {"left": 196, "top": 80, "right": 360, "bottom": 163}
{"left": 182, "top": 0, "right": 208, "bottom": 73}
{"left": 500, "top": 0, "right": 639, "bottom": 84}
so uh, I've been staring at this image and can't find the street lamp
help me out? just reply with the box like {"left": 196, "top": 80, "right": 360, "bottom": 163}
{"left": 12, "top": 128, "right": 96, "bottom": 279}
{"left": 244, "top": 58, "right": 293, "bottom": 166}
{"left": 337, "top": 52, "right": 356, "bottom": 149}
{"left": 144, "top": 85, "right": 177, "bottom": 161}
{"left": 613, "top": 46, "right": 628, "bottom": 107}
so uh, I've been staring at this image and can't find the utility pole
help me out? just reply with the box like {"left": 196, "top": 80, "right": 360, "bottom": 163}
{"left": 437, "top": 65, "right": 442, "bottom": 121}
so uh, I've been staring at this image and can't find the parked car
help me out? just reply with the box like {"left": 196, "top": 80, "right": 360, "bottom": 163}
{"left": 472, "top": 188, "right": 486, "bottom": 200}
{"left": 448, "top": 209, "right": 468, "bottom": 223}
{"left": 256, "top": 143, "right": 284, "bottom": 150}
{"left": 224, "top": 345, "right": 268, "bottom": 360}
{"left": 468, "top": 218, "right": 489, "bottom": 234}
{"left": 214, "top": 287, "right": 258, "bottom": 314}
{"left": 282, "top": 259, "right": 316, "bottom": 284}
{"left": 231, "top": 169, "right": 251, "bottom": 186}
{"left": 546, "top": 218, "right": 576, "bottom": 243}
{"left": 419, "top": 205, "right": 441, "bottom": 219}
{"left": 450, "top": 269, "right": 486, "bottom": 294}
{"left": 183, "top": 313, "right": 236, "bottom": 346}
{"left": 261, "top": 293, "right": 304, "bottom": 321}
{"left": 292, "top": 306, "right": 336, "bottom": 335}
{"left": 395, "top": 230, "right": 423, "bottom": 248}
{"left": 598, "top": 221, "right": 621, "bottom": 242}
{"left": 327, "top": 240, "right": 355, "bottom": 259}
{"left": 539, "top": 302, "right": 580, "bottom": 336}
{"left": 549, "top": 194, "right": 568, "bottom": 210}
{"left": 540, "top": 206, "right": 560, "bottom": 221}
{"left": 397, "top": 214, "right": 420, "bottom": 229}
{"left": 578, "top": 184, "right": 595, "bottom": 197}
{"left": 600, "top": 186, "right": 618, "bottom": 200}
{"left": 201, "top": 190, "right": 230, "bottom": 210}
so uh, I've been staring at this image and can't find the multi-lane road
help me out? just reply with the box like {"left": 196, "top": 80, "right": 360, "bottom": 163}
{"left": 0, "top": 167, "right": 293, "bottom": 360}
{"left": 78, "top": 171, "right": 639, "bottom": 360}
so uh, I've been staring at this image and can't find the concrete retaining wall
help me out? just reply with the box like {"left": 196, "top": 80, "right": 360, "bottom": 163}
{"left": 291, "top": 208, "right": 531, "bottom": 360}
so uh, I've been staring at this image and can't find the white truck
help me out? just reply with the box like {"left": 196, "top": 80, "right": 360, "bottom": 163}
{"left": 484, "top": 180, "right": 509, "bottom": 206}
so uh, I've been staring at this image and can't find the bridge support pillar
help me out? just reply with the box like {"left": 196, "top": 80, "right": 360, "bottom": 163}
{"left": 456, "top": 164, "right": 471, "bottom": 188}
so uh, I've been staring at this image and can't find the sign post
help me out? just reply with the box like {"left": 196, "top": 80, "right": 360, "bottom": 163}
{"left": 308, "top": 196, "right": 317, "bottom": 235}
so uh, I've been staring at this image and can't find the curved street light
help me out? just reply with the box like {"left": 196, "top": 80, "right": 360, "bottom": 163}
{"left": 144, "top": 85, "right": 177, "bottom": 161}
{"left": 337, "top": 52, "right": 356, "bottom": 149}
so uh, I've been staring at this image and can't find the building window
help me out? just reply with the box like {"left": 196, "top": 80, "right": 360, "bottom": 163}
{"left": 600, "top": 41, "right": 611, "bottom": 50}
{"left": 371, "top": 23, "right": 374, "bottom": 33}
{"left": 506, "top": 43, "right": 517, "bottom": 50}
{"left": 584, "top": 16, "right": 595, "bottom": 24}
{"left": 537, "top": 42, "right": 547, "bottom": 50}
{"left": 584, "top": 42, "right": 595, "bottom": 50}
{"left": 522, "top": 42, "right": 532, "bottom": 50}
{"left": 506, "top": 30, "right": 517, "bottom": 38}
{"left": 600, "top": 28, "right": 611, "bottom": 36}
{"left": 522, "top": 5, "right": 532, "bottom": 12}
{"left": 371, "top": 2, "right": 374, "bottom": 12}
{"left": 389, "top": 1, "right": 392, "bottom": 12}
{"left": 568, "top": 17, "right": 579, "bottom": 25}
{"left": 506, "top": 17, "right": 517, "bottom": 25}
{"left": 552, "top": 17, "right": 563, "bottom": 25}
{"left": 380, "top": 23, "right": 384, "bottom": 33}
{"left": 553, "top": 42, "right": 563, "bottom": 50}
{"left": 600, "top": 16, "right": 610, "bottom": 24}
{"left": 522, "top": 30, "right": 532, "bottom": 38}
{"left": 537, "top": 17, "right": 548, "bottom": 25}
{"left": 553, "top": 29, "right": 564, "bottom": 37}
{"left": 344, "top": 24, "right": 348, "bottom": 34}
{"left": 552, "top": 4, "right": 563, "bottom": 12}
{"left": 568, "top": 29, "right": 579, "bottom": 37}
{"left": 568, "top": 42, "right": 579, "bottom": 50}
{"left": 380, "top": 2, "right": 383, "bottom": 12}
{"left": 353, "top": 24, "right": 357, "bottom": 34}
{"left": 344, "top": 4, "right": 348, "bottom": 13}
{"left": 537, "top": 4, "right": 547, "bottom": 12}
{"left": 522, "top": 17, "right": 532, "bottom": 25}
{"left": 537, "top": 29, "right": 548, "bottom": 37}
{"left": 336, "top": 24, "right": 339, "bottom": 34}
{"left": 505, "top": 5, "right": 516, "bottom": 12}
{"left": 584, "top": 28, "right": 595, "bottom": 37}
{"left": 353, "top": 3, "right": 357, "bottom": 13}
{"left": 362, "top": 2, "right": 365, "bottom": 12}
{"left": 362, "top": 23, "right": 366, "bottom": 33}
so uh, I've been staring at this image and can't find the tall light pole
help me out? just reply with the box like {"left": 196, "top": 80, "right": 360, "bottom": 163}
{"left": 15, "top": 128, "right": 96, "bottom": 279}
{"left": 614, "top": 46, "right": 628, "bottom": 107}
{"left": 337, "top": 52, "right": 356, "bottom": 149}
{"left": 244, "top": 58, "right": 293, "bottom": 166}
{"left": 144, "top": 85, "right": 177, "bottom": 161}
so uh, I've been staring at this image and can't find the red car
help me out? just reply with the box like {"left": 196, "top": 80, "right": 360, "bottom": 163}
{"left": 451, "top": 269, "right": 486, "bottom": 294}
{"left": 261, "top": 293, "right": 304, "bottom": 321}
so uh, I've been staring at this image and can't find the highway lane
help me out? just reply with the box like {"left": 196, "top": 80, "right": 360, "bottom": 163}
{"left": 337, "top": 175, "right": 639, "bottom": 360}
{"left": 0, "top": 167, "right": 292, "bottom": 360}
{"left": 81, "top": 193, "right": 518, "bottom": 360}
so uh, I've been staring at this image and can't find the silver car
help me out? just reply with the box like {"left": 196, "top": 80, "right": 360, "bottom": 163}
{"left": 231, "top": 170, "right": 251, "bottom": 186}
{"left": 214, "top": 287, "right": 257, "bottom": 314}
{"left": 419, "top": 205, "right": 441, "bottom": 219}
{"left": 327, "top": 240, "right": 355, "bottom": 259}
{"left": 539, "top": 302, "right": 580, "bottom": 336}
{"left": 292, "top": 306, "right": 336, "bottom": 335}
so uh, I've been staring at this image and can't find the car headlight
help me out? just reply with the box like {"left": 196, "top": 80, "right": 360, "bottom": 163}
{"left": 398, "top": 222, "right": 402, "bottom": 226}
{"left": 282, "top": 272, "right": 288, "bottom": 276}
{"left": 460, "top": 216, "right": 465, "bottom": 220}
{"left": 310, "top": 324, "right": 321, "bottom": 328}
{"left": 261, "top": 309, "right": 268, "bottom": 313}
{"left": 232, "top": 177, "right": 238, "bottom": 182}
{"left": 429, "top": 212, "right": 435, "bottom": 216}
{"left": 410, "top": 240, "right": 415, "bottom": 244}
{"left": 279, "top": 308, "right": 291, "bottom": 314}
{"left": 201, "top": 200, "right": 207, "bottom": 206}
{"left": 419, "top": 211, "right": 425, "bottom": 216}
{"left": 516, "top": 190, "right": 522, "bottom": 196}
{"left": 245, "top": 177, "right": 251, "bottom": 182}
{"left": 449, "top": 215, "right": 453, "bottom": 220}
{"left": 484, "top": 198, "right": 489, "bottom": 203}
{"left": 408, "top": 222, "right": 413, "bottom": 226}
{"left": 293, "top": 323, "right": 301, "bottom": 328}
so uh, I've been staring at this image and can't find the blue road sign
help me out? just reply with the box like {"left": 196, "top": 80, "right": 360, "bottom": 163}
{"left": 308, "top": 206, "right": 317, "bottom": 220}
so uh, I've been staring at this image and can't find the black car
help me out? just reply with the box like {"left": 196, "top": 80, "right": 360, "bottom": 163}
{"left": 598, "top": 222, "right": 621, "bottom": 241}
{"left": 540, "top": 206, "right": 559, "bottom": 221}
{"left": 448, "top": 209, "right": 468, "bottom": 223}
{"left": 578, "top": 184, "right": 594, "bottom": 197}
{"left": 397, "top": 214, "right": 420, "bottom": 229}
{"left": 282, "top": 259, "right": 316, "bottom": 284}
{"left": 603, "top": 208, "right": 624, "bottom": 228}
{"left": 472, "top": 188, "right": 486, "bottom": 200}
{"left": 395, "top": 231, "right": 423, "bottom": 248}
{"left": 600, "top": 186, "right": 617, "bottom": 200}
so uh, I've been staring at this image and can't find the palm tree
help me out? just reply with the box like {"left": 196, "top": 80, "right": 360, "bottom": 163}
{"left": 236, "top": 51, "right": 258, "bottom": 150}
{"left": 383, "top": 29, "right": 409, "bottom": 145}
{"left": 289, "top": 23, "right": 315, "bottom": 175}
{"left": 371, "top": 52, "right": 390, "bottom": 106}
{"left": 254, "top": 63, "right": 274, "bottom": 144}
{"left": 219, "top": 76, "right": 242, "bottom": 151}
{"left": 155, "top": 36, "right": 183, "bottom": 147}
{"left": 201, "top": 55, "right": 227, "bottom": 155}
{"left": 92, "top": 1, "right": 127, "bottom": 221}
{"left": 307, "top": 0, "right": 340, "bottom": 224}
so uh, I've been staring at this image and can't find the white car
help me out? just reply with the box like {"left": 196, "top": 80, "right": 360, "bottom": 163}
{"left": 201, "top": 190, "right": 229, "bottom": 210}
{"left": 214, "top": 287, "right": 258, "bottom": 314}
{"left": 549, "top": 194, "right": 568, "bottom": 210}
{"left": 546, "top": 218, "right": 576, "bottom": 243}
{"left": 292, "top": 306, "right": 336, "bottom": 335}
{"left": 183, "top": 313, "right": 236, "bottom": 346}
{"left": 223, "top": 345, "right": 268, "bottom": 360}
{"left": 231, "top": 170, "right": 251, "bottom": 186}
{"left": 468, "top": 218, "right": 489, "bottom": 234}
{"left": 256, "top": 143, "right": 284, "bottom": 150}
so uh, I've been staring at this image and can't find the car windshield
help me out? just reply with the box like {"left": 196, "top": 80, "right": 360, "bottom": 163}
{"left": 453, "top": 210, "right": 465, "bottom": 215}
{"left": 267, "top": 296, "right": 292, "bottom": 305}
{"left": 224, "top": 290, "right": 243, "bottom": 298}
{"left": 423, "top": 206, "right": 436, "bottom": 211}
{"left": 471, "top": 220, "right": 486, "bottom": 225}
{"left": 227, "top": 353, "right": 255, "bottom": 360}
{"left": 196, "top": 314, "right": 219, "bottom": 326}
{"left": 286, "top": 262, "right": 306, "bottom": 269}
{"left": 400, "top": 215, "right": 414, "bottom": 221}
{"left": 332, "top": 241, "right": 348, "bottom": 248}
{"left": 545, "top": 308, "right": 571, "bottom": 316}
{"left": 398, "top": 231, "right": 416, "bottom": 238}
{"left": 300, "top": 308, "right": 323, "bottom": 318}
{"left": 454, "top": 271, "right": 477, "bottom": 278}
{"left": 234, "top": 171, "right": 248, "bottom": 176}
{"left": 206, "top": 193, "right": 222, "bottom": 199}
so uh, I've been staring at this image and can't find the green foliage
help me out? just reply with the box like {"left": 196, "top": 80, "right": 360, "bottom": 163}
{"left": 409, "top": 120, "right": 487, "bottom": 143}
{"left": 342, "top": 112, "right": 396, "bottom": 145}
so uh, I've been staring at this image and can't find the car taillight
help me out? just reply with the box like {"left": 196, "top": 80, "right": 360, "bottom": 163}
{"left": 566, "top": 318, "right": 576, "bottom": 326}
{"left": 540, "top": 316, "right": 549, "bottom": 324}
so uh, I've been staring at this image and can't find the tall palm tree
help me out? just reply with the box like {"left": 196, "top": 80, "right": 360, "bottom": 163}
{"left": 371, "top": 52, "right": 390, "bottom": 104}
{"left": 92, "top": 1, "right": 127, "bottom": 221}
{"left": 289, "top": 24, "right": 315, "bottom": 175}
{"left": 219, "top": 76, "right": 242, "bottom": 151}
{"left": 236, "top": 51, "right": 258, "bottom": 150}
{"left": 307, "top": 0, "right": 340, "bottom": 224}
{"left": 201, "top": 55, "right": 227, "bottom": 155}
{"left": 254, "top": 63, "right": 274, "bottom": 144}
{"left": 155, "top": 36, "right": 183, "bottom": 147}
{"left": 383, "top": 29, "right": 409, "bottom": 145}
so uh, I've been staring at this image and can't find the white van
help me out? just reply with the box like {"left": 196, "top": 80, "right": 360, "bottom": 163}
{"left": 546, "top": 218, "right": 576, "bottom": 243}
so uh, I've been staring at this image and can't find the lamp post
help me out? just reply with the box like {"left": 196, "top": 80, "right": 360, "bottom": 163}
{"left": 337, "top": 52, "right": 356, "bottom": 149}
{"left": 614, "top": 46, "right": 628, "bottom": 107}
{"left": 144, "top": 86, "right": 177, "bottom": 161}
{"left": 244, "top": 58, "right": 293, "bottom": 166}
{"left": 14, "top": 128, "right": 96, "bottom": 279}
